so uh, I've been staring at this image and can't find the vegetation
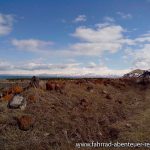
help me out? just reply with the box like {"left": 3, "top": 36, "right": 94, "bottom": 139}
{"left": 0, "top": 78, "right": 150, "bottom": 150}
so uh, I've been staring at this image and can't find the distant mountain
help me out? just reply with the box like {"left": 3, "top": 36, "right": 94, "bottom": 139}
{"left": 123, "top": 69, "right": 145, "bottom": 78}
{"left": 123, "top": 69, "right": 150, "bottom": 78}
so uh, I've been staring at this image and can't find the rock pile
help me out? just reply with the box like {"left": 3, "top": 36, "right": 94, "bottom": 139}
{"left": 29, "top": 76, "right": 39, "bottom": 88}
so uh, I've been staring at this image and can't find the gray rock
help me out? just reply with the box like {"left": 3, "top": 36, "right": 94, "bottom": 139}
{"left": 8, "top": 95, "right": 27, "bottom": 110}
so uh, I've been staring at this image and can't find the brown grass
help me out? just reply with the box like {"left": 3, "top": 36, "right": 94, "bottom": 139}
{"left": 0, "top": 78, "right": 150, "bottom": 150}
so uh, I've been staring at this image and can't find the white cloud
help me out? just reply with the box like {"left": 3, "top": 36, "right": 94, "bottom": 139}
{"left": 14, "top": 62, "right": 80, "bottom": 71}
{"left": 11, "top": 39, "right": 53, "bottom": 52}
{"left": 72, "top": 24, "right": 124, "bottom": 42}
{"left": 71, "top": 23, "right": 130, "bottom": 56}
{"left": 0, "top": 60, "right": 13, "bottom": 70}
{"left": 10, "top": 22, "right": 133, "bottom": 58}
{"left": 117, "top": 12, "right": 132, "bottom": 19}
{"left": 103, "top": 16, "right": 115, "bottom": 22}
{"left": 134, "top": 33, "right": 150, "bottom": 42}
{"left": 73, "top": 15, "right": 87, "bottom": 23}
{"left": 0, "top": 60, "right": 129, "bottom": 76}
{"left": 127, "top": 44, "right": 150, "bottom": 70}
{"left": 0, "top": 13, "right": 14, "bottom": 36}
{"left": 8, "top": 20, "right": 150, "bottom": 73}
{"left": 124, "top": 32, "right": 150, "bottom": 70}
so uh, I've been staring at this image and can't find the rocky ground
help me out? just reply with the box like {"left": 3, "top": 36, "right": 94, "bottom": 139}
{"left": 0, "top": 77, "right": 150, "bottom": 150}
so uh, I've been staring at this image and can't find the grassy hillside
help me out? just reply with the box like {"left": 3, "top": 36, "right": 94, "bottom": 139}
{"left": 0, "top": 78, "right": 150, "bottom": 150}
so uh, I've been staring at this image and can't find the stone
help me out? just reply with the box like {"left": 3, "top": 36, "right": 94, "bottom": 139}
{"left": 46, "top": 81, "right": 64, "bottom": 93}
{"left": 30, "top": 76, "right": 39, "bottom": 88}
{"left": 3, "top": 94, "right": 14, "bottom": 101}
{"left": 12, "top": 85, "right": 23, "bottom": 94}
{"left": 17, "top": 115, "right": 34, "bottom": 131}
{"left": 8, "top": 95, "right": 27, "bottom": 110}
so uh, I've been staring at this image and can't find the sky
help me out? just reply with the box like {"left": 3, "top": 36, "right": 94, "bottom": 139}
{"left": 0, "top": 0, "right": 150, "bottom": 76}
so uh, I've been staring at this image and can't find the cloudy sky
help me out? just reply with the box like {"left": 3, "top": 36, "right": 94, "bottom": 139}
{"left": 0, "top": 0, "right": 150, "bottom": 76}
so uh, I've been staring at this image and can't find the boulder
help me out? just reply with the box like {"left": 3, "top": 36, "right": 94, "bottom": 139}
{"left": 46, "top": 81, "right": 64, "bottom": 93}
{"left": 12, "top": 85, "right": 23, "bottom": 94}
{"left": 46, "top": 81, "right": 55, "bottom": 91}
{"left": 8, "top": 95, "right": 27, "bottom": 110}
{"left": 17, "top": 115, "right": 34, "bottom": 131}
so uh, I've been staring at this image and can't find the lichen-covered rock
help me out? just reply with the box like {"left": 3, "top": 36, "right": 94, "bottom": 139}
{"left": 46, "top": 81, "right": 55, "bottom": 91}
{"left": 8, "top": 95, "right": 27, "bottom": 110}
{"left": 46, "top": 81, "right": 64, "bottom": 93}
{"left": 17, "top": 115, "right": 34, "bottom": 131}
{"left": 12, "top": 85, "right": 23, "bottom": 94}
{"left": 3, "top": 94, "right": 14, "bottom": 101}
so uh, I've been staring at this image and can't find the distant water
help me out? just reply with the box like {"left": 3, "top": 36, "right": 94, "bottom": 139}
{"left": 0, "top": 75, "right": 70, "bottom": 79}
{"left": 0, "top": 75, "right": 32, "bottom": 79}
{"left": 0, "top": 74, "right": 118, "bottom": 79}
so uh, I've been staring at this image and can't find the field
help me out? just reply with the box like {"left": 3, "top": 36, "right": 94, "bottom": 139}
{"left": 0, "top": 78, "right": 150, "bottom": 150}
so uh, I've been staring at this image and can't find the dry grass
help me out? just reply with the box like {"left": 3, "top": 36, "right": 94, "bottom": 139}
{"left": 0, "top": 78, "right": 150, "bottom": 150}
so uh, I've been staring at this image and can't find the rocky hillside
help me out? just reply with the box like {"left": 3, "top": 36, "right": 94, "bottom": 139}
{"left": 0, "top": 77, "right": 150, "bottom": 150}
{"left": 123, "top": 69, "right": 150, "bottom": 79}
{"left": 123, "top": 69, "right": 145, "bottom": 78}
